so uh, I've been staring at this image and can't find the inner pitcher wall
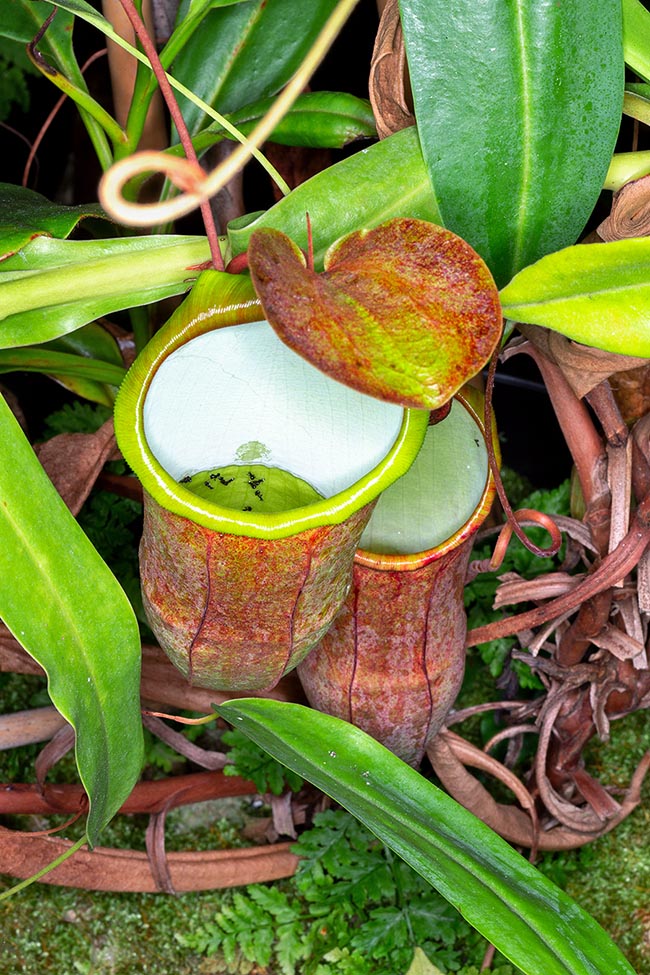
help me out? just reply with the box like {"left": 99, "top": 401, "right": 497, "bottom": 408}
{"left": 359, "top": 397, "right": 489, "bottom": 555}
{"left": 142, "top": 320, "right": 404, "bottom": 499}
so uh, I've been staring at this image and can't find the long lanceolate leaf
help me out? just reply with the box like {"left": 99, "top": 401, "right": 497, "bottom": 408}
{"left": 0, "top": 397, "right": 143, "bottom": 845}
{"left": 0, "top": 235, "right": 210, "bottom": 348}
{"left": 399, "top": 0, "right": 624, "bottom": 287}
{"left": 216, "top": 700, "right": 636, "bottom": 975}
{"left": 169, "top": 0, "right": 340, "bottom": 134}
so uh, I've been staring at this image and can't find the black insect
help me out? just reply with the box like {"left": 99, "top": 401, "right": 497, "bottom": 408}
{"left": 254, "top": 489, "right": 264, "bottom": 501}
{"left": 209, "top": 472, "right": 219, "bottom": 480}
{"left": 204, "top": 481, "right": 214, "bottom": 489}
{"left": 242, "top": 505, "right": 253, "bottom": 511}
{"left": 180, "top": 475, "right": 192, "bottom": 483}
{"left": 220, "top": 476, "right": 234, "bottom": 485}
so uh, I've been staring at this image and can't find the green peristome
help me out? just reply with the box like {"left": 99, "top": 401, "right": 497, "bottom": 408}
{"left": 499, "top": 237, "right": 650, "bottom": 357}
{"left": 227, "top": 127, "right": 443, "bottom": 270}
{"left": 399, "top": 0, "right": 624, "bottom": 287}
{"left": 115, "top": 269, "right": 428, "bottom": 540}
{"left": 215, "top": 698, "right": 636, "bottom": 975}
{"left": 358, "top": 397, "right": 489, "bottom": 556}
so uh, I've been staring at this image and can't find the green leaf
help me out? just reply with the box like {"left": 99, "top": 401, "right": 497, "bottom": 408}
{"left": 248, "top": 219, "right": 502, "bottom": 410}
{"left": 208, "top": 91, "right": 376, "bottom": 149}
{"left": 499, "top": 237, "right": 650, "bottom": 357}
{"left": 0, "top": 184, "right": 104, "bottom": 262}
{"left": 170, "top": 0, "right": 339, "bottom": 133}
{"left": 0, "top": 234, "right": 210, "bottom": 348}
{"left": 623, "top": 0, "right": 650, "bottom": 82}
{"left": 44, "top": 321, "right": 124, "bottom": 366}
{"left": 0, "top": 1, "right": 75, "bottom": 65}
{"left": 399, "top": 0, "right": 624, "bottom": 286}
{"left": 128, "top": 92, "right": 375, "bottom": 199}
{"left": 228, "top": 127, "right": 442, "bottom": 270}
{"left": 0, "top": 395, "right": 144, "bottom": 844}
{"left": 215, "top": 699, "right": 636, "bottom": 975}
{"left": 0, "top": 348, "right": 125, "bottom": 384}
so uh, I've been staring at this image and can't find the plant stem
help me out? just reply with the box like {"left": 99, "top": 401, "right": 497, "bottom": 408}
{"left": 0, "top": 836, "right": 86, "bottom": 901}
{"left": 28, "top": 10, "right": 116, "bottom": 170}
{"left": 117, "top": 0, "right": 223, "bottom": 270}
{"left": 100, "top": 0, "right": 360, "bottom": 226}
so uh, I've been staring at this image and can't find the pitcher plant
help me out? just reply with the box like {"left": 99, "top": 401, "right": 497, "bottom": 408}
{"left": 298, "top": 387, "right": 498, "bottom": 764}
{"left": 114, "top": 268, "right": 429, "bottom": 690}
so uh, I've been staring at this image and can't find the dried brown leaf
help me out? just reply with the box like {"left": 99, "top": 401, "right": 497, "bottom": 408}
{"left": 369, "top": 0, "right": 414, "bottom": 140}
{"left": 35, "top": 419, "right": 119, "bottom": 516}
{"left": 598, "top": 174, "right": 650, "bottom": 241}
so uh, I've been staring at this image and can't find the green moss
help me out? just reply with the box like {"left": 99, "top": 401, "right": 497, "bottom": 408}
{"left": 538, "top": 708, "right": 650, "bottom": 974}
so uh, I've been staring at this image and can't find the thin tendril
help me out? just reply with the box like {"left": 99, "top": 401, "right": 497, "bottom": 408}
{"left": 117, "top": 0, "right": 223, "bottom": 270}
{"left": 484, "top": 347, "right": 562, "bottom": 560}
{"left": 99, "top": 0, "right": 361, "bottom": 228}
{"left": 0, "top": 836, "right": 87, "bottom": 901}
{"left": 141, "top": 708, "right": 216, "bottom": 725}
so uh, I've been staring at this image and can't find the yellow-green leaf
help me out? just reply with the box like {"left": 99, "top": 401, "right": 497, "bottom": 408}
{"left": 500, "top": 238, "right": 650, "bottom": 357}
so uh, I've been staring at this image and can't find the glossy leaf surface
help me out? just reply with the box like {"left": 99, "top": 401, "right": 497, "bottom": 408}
{"left": 0, "top": 235, "right": 210, "bottom": 348}
{"left": 0, "top": 348, "right": 125, "bottom": 385}
{"left": 227, "top": 126, "right": 442, "bottom": 269}
{"left": 170, "top": 0, "right": 339, "bottom": 133}
{"left": 0, "top": 396, "right": 143, "bottom": 845}
{"left": 499, "top": 237, "right": 650, "bottom": 357}
{"left": 216, "top": 699, "right": 636, "bottom": 975}
{"left": 203, "top": 91, "right": 376, "bottom": 150}
{"left": 623, "top": 0, "right": 650, "bottom": 82}
{"left": 399, "top": 0, "right": 624, "bottom": 286}
{"left": 44, "top": 321, "right": 124, "bottom": 366}
{"left": 0, "top": 184, "right": 104, "bottom": 262}
{"left": 249, "top": 219, "right": 502, "bottom": 409}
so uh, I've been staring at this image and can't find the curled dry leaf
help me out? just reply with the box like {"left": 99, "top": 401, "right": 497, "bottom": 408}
{"left": 369, "top": 0, "right": 414, "bottom": 140}
{"left": 598, "top": 173, "right": 650, "bottom": 241}
{"left": 35, "top": 418, "right": 119, "bottom": 516}
{"left": 248, "top": 219, "right": 502, "bottom": 410}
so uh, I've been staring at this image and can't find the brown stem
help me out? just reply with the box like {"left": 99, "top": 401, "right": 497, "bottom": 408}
{"left": 466, "top": 493, "right": 650, "bottom": 647}
{"left": 117, "top": 0, "right": 223, "bottom": 270}
{"left": 556, "top": 588, "right": 613, "bottom": 667}
{"left": 518, "top": 342, "right": 607, "bottom": 512}
{"left": 585, "top": 381, "right": 628, "bottom": 448}
{"left": 485, "top": 349, "right": 561, "bottom": 559}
